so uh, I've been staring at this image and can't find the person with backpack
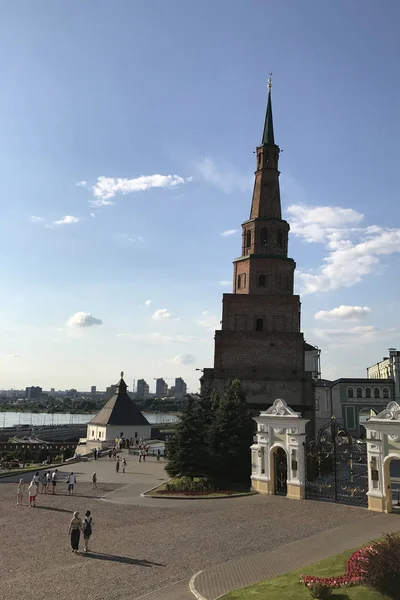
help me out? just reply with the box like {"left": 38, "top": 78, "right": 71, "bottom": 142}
{"left": 82, "top": 510, "right": 93, "bottom": 552}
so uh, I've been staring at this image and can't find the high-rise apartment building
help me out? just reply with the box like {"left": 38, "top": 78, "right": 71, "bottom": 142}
{"left": 91, "top": 386, "right": 97, "bottom": 395}
{"left": 174, "top": 377, "right": 187, "bottom": 398}
{"left": 25, "top": 386, "right": 42, "bottom": 400}
{"left": 137, "top": 379, "right": 150, "bottom": 399}
{"left": 155, "top": 378, "right": 168, "bottom": 398}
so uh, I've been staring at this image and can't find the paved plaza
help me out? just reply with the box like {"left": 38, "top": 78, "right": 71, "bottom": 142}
{"left": 0, "top": 452, "right": 397, "bottom": 600}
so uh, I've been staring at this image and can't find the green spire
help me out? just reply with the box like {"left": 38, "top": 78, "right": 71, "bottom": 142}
{"left": 261, "top": 73, "right": 275, "bottom": 145}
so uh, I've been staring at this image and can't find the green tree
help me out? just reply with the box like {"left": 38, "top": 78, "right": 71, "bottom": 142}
{"left": 209, "top": 379, "right": 254, "bottom": 486}
{"left": 165, "top": 396, "right": 205, "bottom": 479}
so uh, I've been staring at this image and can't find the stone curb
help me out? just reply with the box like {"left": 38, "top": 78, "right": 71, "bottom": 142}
{"left": 189, "top": 571, "right": 206, "bottom": 600}
{"left": 144, "top": 491, "right": 258, "bottom": 500}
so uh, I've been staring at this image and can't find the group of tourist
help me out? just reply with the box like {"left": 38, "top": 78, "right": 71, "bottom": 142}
{"left": 16, "top": 468, "right": 80, "bottom": 507}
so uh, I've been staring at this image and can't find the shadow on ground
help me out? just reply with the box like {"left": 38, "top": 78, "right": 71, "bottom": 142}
{"left": 81, "top": 552, "right": 165, "bottom": 567}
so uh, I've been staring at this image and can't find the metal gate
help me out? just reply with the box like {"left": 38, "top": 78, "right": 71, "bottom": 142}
{"left": 274, "top": 447, "right": 288, "bottom": 496}
{"left": 305, "top": 418, "right": 368, "bottom": 506}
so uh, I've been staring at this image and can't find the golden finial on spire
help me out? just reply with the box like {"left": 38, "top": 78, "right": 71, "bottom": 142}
{"left": 268, "top": 72, "right": 272, "bottom": 91}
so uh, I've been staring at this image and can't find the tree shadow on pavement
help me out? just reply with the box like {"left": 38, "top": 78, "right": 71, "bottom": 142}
{"left": 81, "top": 552, "right": 165, "bottom": 567}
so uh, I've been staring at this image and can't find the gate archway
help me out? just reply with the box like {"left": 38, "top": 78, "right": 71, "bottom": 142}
{"left": 251, "top": 399, "right": 308, "bottom": 500}
{"left": 272, "top": 446, "right": 288, "bottom": 496}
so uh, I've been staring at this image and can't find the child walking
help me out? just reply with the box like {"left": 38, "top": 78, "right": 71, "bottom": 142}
{"left": 28, "top": 480, "right": 37, "bottom": 507}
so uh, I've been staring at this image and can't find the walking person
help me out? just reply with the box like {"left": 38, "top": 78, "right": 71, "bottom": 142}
{"left": 115, "top": 457, "right": 120, "bottom": 473}
{"left": 32, "top": 471, "right": 40, "bottom": 491}
{"left": 138, "top": 446, "right": 142, "bottom": 462}
{"left": 157, "top": 449, "right": 161, "bottom": 462}
{"left": 51, "top": 469, "right": 58, "bottom": 494}
{"left": 68, "top": 511, "right": 82, "bottom": 553}
{"left": 16, "top": 478, "right": 24, "bottom": 505}
{"left": 82, "top": 510, "right": 93, "bottom": 553}
{"left": 122, "top": 458, "right": 127, "bottom": 473}
{"left": 46, "top": 471, "right": 51, "bottom": 493}
{"left": 67, "top": 472, "right": 76, "bottom": 495}
{"left": 28, "top": 480, "right": 37, "bottom": 507}
{"left": 108, "top": 449, "right": 112, "bottom": 460}
{"left": 40, "top": 472, "right": 47, "bottom": 494}
{"left": 93, "top": 448, "right": 97, "bottom": 461}
{"left": 92, "top": 472, "right": 97, "bottom": 489}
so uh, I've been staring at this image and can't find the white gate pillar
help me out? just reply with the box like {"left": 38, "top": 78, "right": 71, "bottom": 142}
{"left": 251, "top": 399, "right": 309, "bottom": 499}
{"left": 364, "top": 401, "right": 400, "bottom": 513}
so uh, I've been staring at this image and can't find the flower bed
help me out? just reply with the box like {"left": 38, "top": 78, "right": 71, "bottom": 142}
{"left": 300, "top": 546, "right": 370, "bottom": 589}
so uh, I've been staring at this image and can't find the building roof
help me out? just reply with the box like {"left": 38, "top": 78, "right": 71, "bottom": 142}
{"left": 89, "top": 374, "right": 150, "bottom": 427}
{"left": 304, "top": 342, "right": 318, "bottom": 352}
{"left": 261, "top": 75, "right": 275, "bottom": 145}
{"left": 330, "top": 378, "right": 394, "bottom": 386}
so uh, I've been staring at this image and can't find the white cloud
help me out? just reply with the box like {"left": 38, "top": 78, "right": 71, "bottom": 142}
{"left": 218, "top": 280, "right": 231, "bottom": 286}
{"left": 77, "top": 181, "right": 88, "bottom": 187}
{"left": 128, "top": 235, "right": 144, "bottom": 243}
{"left": 287, "top": 203, "right": 400, "bottom": 294}
{"left": 220, "top": 229, "right": 238, "bottom": 237}
{"left": 90, "top": 212, "right": 95, "bottom": 218}
{"left": 145, "top": 300, "right": 152, "bottom": 306}
{"left": 310, "top": 325, "right": 400, "bottom": 349}
{"left": 30, "top": 216, "right": 44, "bottom": 223}
{"left": 152, "top": 308, "right": 179, "bottom": 321}
{"left": 89, "top": 174, "right": 188, "bottom": 206}
{"left": 47, "top": 215, "right": 80, "bottom": 228}
{"left": 170, "top": 353, "right": 196, "bottom": 365}
{"left": 117, "top": 332, "right": 207, "bottom": 344}
{"left": 67, "top": 312, "right": 103, "bottom": 328}
{"left": 196, "top": 157, "right": 252, "bottom": 193}
{"left": 7, "top": 353, "right": 21, "bottom": 359}
{"left": 197, "top": 311, "right": 220, "bottom": 332}
{"left": 315, "top": 306, "right": 371, "bottom": 321}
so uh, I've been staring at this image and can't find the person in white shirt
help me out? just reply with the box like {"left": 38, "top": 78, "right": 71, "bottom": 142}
{"left": 67, "top": 472, "right": 76, "bottom": 495}
{"left": 51, "top": 469, "right": 58, "bottom": 494}
{"left": 28, "top": 480, "right": 37, "bottom": 507}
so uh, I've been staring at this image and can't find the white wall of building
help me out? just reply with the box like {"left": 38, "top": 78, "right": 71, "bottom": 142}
{"left": 86, "top": 423, "right": 152, "bottom": 442}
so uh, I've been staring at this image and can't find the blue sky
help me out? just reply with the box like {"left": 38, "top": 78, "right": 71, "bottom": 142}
{"left": 0, "top": 1, "right": 399, "bottom": 392}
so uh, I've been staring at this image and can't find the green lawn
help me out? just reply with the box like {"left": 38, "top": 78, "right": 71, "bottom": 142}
{"left": 221, "top": 548, "right": 383, "bottom": 599}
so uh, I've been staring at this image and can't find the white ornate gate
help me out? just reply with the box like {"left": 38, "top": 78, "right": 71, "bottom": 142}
{"left": 251, "top": 399, "right": 309, "bottom": 500}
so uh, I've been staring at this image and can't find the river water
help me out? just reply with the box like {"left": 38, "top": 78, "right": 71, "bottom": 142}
{"left": 0, "top": 411, "right": 179, "bottom": 428}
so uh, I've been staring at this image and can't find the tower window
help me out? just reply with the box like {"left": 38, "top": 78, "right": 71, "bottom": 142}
{"left": 255, "top": 318, "right": 264, "bottom": 332}
{"left": 237, "top": 274, "right": 246, "bottom": 289}
{"left": 258, "top": 274, "right": 266, "bottom": 287}
{"left": 347, "top": 387, "right": 354, "bottom": 398}
{"left": 374, "top": 388, "right": 380, "bottom": 399}
{"left": 366, "top": 387, "right": 371, "bottom": 398}
{"left": 277, "top": 230, "right": 284, "bottom": 248}
{"left": 356, "top": 387, "right": 362, "bottom": 398}
{"left": 245, "top": 230, "right": 252, "bottom": 248}
{"left": 260, "top": 228, "right": 268, "bottom": 248}
{"left": 383, "top": 387, "right": 389, "bottom": 399}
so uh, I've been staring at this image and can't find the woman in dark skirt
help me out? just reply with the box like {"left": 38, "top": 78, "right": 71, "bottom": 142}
{"left": 68, "top": 511, "right": 82, "bottom": 553}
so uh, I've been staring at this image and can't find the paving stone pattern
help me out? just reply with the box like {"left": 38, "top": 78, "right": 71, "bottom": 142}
{"left": 0, "top": 456, "right": 380, "bottom": 600}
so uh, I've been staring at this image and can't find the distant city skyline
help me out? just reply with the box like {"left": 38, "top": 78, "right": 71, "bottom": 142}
{"left": 0, "top": 2, "right": 399, "bottom": 390}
